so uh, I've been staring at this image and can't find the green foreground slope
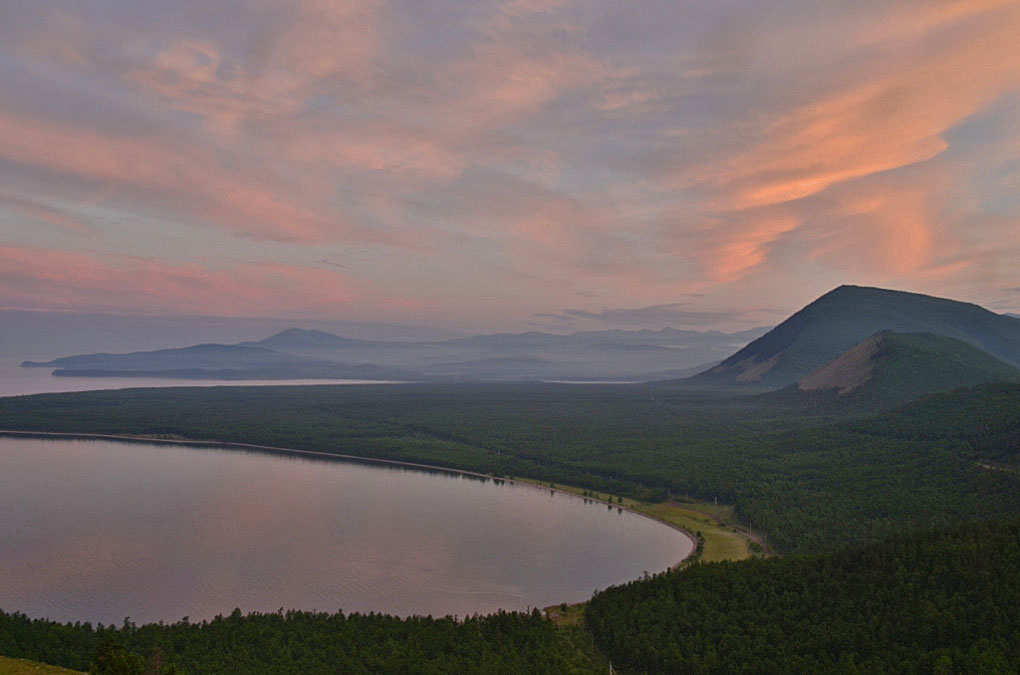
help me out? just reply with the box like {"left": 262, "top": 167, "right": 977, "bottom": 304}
{"left": 0, "top": 609, "right": 602, "bottom": 675}
{"left": 587, "top": 517, "right": 1020, "bottom": 674}
{"left": 0, "top": 657, "right": 82, "bottom": 675}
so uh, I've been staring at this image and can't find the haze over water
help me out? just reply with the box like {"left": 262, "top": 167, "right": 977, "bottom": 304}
{"left": 0, "top": 362, "right": 398, "bottom": 398}
{"left": 0, "top": 436, "right": 693, "bottom": 625}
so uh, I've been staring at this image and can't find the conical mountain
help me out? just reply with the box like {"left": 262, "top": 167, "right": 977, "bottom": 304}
{"left": 797, "top": 330, "right": 1020, "bottom": 407}
{"left": 692, "top": 285, "right": 1020, "bottom": 388}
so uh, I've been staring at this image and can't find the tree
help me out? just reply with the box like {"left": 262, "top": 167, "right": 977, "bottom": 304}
{"left": 89, "top": 635, "right": 144, "bottom": 675}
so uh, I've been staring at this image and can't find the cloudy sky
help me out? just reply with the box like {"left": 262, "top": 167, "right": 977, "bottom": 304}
{"left": 1, "top": 0, "right": 1019, "bottom": 332}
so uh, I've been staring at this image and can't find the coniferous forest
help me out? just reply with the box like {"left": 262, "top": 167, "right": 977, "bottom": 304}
{"left": 587, "top": 518, "right": 1020, "bottom": 673}
{"left": 1, "top": 380, "right": 1020, "bottom": 672}
{"left": 4, "top": 0, "right": 1020, "bottom": 666}
{"left": 0, "top": 608, "right": 601, "bottom": 674}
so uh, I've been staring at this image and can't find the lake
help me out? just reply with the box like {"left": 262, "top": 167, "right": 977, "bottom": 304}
{"left": 0, "top": 363, "right": 400, "bottom": 398}
{"left": 0, "top": 436, "right": 693, "bottom": 625}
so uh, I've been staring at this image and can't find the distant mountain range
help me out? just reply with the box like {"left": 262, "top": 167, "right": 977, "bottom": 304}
{"left": 23, "top": 325, "right": 770, "bottom": 382}
{"left": 22, "top": 285, "right": 1020, "bottom": 396}
{"left": 21, "top": 343, "right": 421, "bottom": 381}
{"left": 692, "top": 285, "right": 1020, "bottom": 390}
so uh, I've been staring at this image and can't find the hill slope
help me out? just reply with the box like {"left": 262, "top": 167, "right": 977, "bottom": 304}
{"left": 0, "top": 657, "right": 83, "bottom": 675}
{"left": 693, "top": 285, "right": 1020, "bottom": 388}
{"left": 587, "top": 517, "right": 1020, "bottom": 673}
{"left": 797, "top": 330, "right": 1020, "bottom": 407}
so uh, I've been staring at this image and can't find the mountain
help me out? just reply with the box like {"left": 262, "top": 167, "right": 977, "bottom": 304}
{"left": 797, "top": 330, "right": 1020, "bottom": 407}
{"left": 21, "top": 344, "right": 313, "bottom": 371}
{"left": 692, "top": 285, "right": 1020, "bottom": 388}
{"left": 242, "top": 328, "right": 387, "bottom": 351}
{"left": 443, "top": 326, "right": 769, "bottom": 349}
{"left": 22, "top": 343, "right": 420, "bottom": 381}
{"left": 20, "top": 325, "right": 770, "bottom": 383}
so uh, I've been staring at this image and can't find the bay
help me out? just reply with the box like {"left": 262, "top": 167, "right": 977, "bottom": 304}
{"left": 0, "top": 436, "right": 692, "bottom": 624}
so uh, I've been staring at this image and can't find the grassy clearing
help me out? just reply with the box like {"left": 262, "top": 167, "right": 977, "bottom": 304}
{"left": 628, "top": 501, "right": 754, "bottom": 563}
{"left": 542, "top": 601, "right": 587, "bottom": 628}
{"left": 532, "top": 478, "right": 760, "bottom": 626}
{"left": 0, "top": 657, "right": 83, "bottom": 675}
{"left": 517, "top": 478, "right": 756, "bottom": 564}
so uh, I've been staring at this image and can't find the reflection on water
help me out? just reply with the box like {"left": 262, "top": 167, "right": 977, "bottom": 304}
{"left": 0, "top": 436, "right": 692, "bottom": 624}
{"left": 0, "top": 363, "right": 401, "bottom": 398}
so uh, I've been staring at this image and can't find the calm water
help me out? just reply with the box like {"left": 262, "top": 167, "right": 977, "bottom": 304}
{"left": 0, "top": 436, "right": 692, "bottom": 624}
{"left": 0, "top": 363, "right": 400, "bottom": 397}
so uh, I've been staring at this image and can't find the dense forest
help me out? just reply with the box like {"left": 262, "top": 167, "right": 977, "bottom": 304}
{"left": 0, "top": 608, "right": 602, "bottom": 674}
{"left": 587, "top": 517, "right": 1020, "bottom": 673}
{"left": 1, "top": 382, "right": 1019, "bottom": 555}
{"left": 3, "top": 381, "right": 1020, "bottom": 672}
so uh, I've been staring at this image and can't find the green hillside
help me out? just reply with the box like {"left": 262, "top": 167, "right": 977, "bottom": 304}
{"left": 856, "top": 381, "right": 1020, "bottom": 462}
{"left": 693, "top": 285, "right": 1020, "bottom": 388}
{"left": 796, "top": 330, "right": 1020, "bottom": 408}
{"left": 587, "top": 517, "right": 1020, "bottom": 673}
{"left": 0, "top": 609, "right": 602, "bottom": 675}
{"left": 0, "top": 657, "right": 82, "bottom": 675}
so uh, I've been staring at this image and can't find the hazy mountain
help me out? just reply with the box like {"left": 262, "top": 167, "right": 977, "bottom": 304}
{"left": 21, "top": 325, "right": 769, "bottom": 383}
{"left": 797, "top": 330, "right": 1020, "bottom": 407}
{"left": 242, "top": 328, "right": 390, "bottom": 351}
{"left": 22, "top": 344, "right": 421, "bottom": 381}
{"left": 0, "top": 311, "right": 461, "bottom": 363}
{"left": 22, "top": 344, "right": 310, "bottom": 371}
{"left": 693, "top": 285, "right": 1020, "bottom": 388}
{"left": 444, "top": 326, "right": 769, "bottom": 349}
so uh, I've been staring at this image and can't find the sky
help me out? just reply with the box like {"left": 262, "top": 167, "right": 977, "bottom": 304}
{"left": 1, "top": 0, "right": 1019, "bottom": 333}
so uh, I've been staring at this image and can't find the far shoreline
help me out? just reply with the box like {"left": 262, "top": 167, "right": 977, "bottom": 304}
{"left": 0, "top": 428, "right": 699, "bottom": 573}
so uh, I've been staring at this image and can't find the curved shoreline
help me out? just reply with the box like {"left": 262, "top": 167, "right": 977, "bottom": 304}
{"left": 0, "top": 428, "right": 698, "bottom": 572}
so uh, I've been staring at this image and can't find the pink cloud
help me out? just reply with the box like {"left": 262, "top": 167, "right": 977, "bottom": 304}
{"left": 1, "top": 0, "right": 1019, "bottom": 327}
{"left": 0, "top": 108, "right": 374, "bottom": 244}
{"left": 124, "top": 0, "right": 383, "bottom": 135}
{"left": 0, "top": 245, "right": 364, "bottom": 317}
{"left": 0, "top": 193, "right": 93, "bottom": 233}
{"left": 650, "top": 0, "right": 1020, "bottom": 287}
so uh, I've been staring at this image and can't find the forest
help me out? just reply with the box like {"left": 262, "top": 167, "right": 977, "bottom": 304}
{"left": 2, "top": 381, "right": 1020, "bottom": 672}
{"left": 0, "top": 382, "right": 1018, "bottom": 555}
{"left": 586, "top": 517, "right": 1020, "bottom": 673}
{"left": 0, "top": 608, "right": 602, "bottom": 674}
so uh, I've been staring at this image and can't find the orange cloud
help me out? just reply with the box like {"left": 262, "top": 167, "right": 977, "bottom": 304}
{"left": 2, "top": 0, "right": 1019, "bottom": 327}
{"left": 0, "top": 246, "right": 362, "bottom": 317}
{"left": 125, "top": 1, "right": 382, "bottom": 135}
{"left": 0, "top": 108, "right": 372, "bottom": 244}
{"left": 655, "top": 0, "right": 1020, "bottom": 286}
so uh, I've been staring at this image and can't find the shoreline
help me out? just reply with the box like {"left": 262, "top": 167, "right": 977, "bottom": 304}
{"left": 0, "top": 428, "right": 698, "bottom": 572}
{"left": 512, "top": 477, "right": 704, "bottom": 569}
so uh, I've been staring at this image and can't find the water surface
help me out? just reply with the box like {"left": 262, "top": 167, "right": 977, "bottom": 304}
{"left": 0, "top": 363, "right": 398, "bottom": 397}
{"left": 0, "top": 436, "right": 692, "bottom": 624}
